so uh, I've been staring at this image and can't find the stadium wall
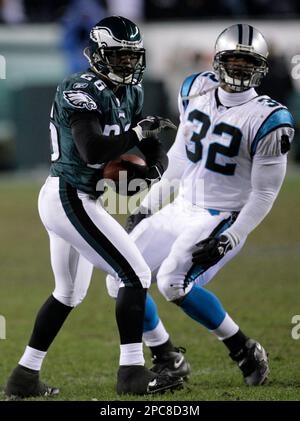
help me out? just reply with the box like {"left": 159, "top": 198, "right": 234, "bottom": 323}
{"left": 0, "top": 21, "right": 299, "bottom": 169}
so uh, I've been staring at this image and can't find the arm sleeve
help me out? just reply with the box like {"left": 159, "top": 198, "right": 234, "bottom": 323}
{"left": 139, "top": 73, "right": 208, "bottom": 213}
{"left": 223, "top": 154, "right": 287, "bottom": 247}
{"left": 70, "top": 111, "right": 139, "bottom": 165}
{"left": 140, "top": 121, "right": 190, "bottom": 212}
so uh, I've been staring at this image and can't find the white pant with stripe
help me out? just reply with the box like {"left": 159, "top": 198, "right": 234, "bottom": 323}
{"left": 38, "top": 176, "right": 151, "bottom": 307}
{"left": 106, "top": 197, "right": 244, "bottom": 302}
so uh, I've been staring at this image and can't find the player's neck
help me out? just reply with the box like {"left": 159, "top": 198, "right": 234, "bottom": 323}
{"left": 218, "top": 85, "right": 257, "bottom": 107}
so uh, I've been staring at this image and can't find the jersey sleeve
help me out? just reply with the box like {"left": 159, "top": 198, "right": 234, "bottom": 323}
{"left": 251, "top": 108, "right": 295, "bottom": 158}
{"left": 140, "top": 119, "right": 191, "bottom": 213}
{"left": 59, "top": 73, "right": 102, "bottom": 122}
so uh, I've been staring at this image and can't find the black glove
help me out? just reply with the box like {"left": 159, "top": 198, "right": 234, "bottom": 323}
{"left": 192, "top": 235, "right": 232, "bottom": 268}
{"left": 125, "top": 207, "right": 152, "bottom": 233}
{"left": 121, "top": 160, "right": 162, "bottom": 186}
{"left": 132, "top": 116, "right": 177, "bottom": 141}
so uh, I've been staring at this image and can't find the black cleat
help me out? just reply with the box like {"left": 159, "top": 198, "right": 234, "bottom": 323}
{"left": 4, "top": 365, "right": 59, "bottom": 399}
{"left": 230, "top": 339, "right": 270, "bottom": 386}
{"left": 116, "top": 365, "right": 183, "bottom": 395}
{"left": 151, "top": 347, "right": 191, "bottom": 380}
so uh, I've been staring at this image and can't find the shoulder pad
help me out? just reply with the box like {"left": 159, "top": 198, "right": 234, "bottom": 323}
{"left": 63, "top": 71, "right": 106, "bottom": 93}
{"left": 180, "top": 71, "right": 219, "bottom": 111}
{"left": 254, "top": 96, "right": 284, "bottom": 109}
{"left": 62, "top": 90, "right": 98, "bottom": 111}
{"left": 60, "top": 72, "right": 108, "bottom": 112}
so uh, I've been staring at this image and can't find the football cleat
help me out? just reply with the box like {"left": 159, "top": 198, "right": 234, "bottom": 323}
{"left": 116, "top": 365, "right": 183, "bottom": 395}
{"left": 151, "top": 347, "right": 191, "bottom": 380}
{"left": 230, "top": 339, "right": 270, "bottom": 386}
{"left": 4, "top": 365, "right": 59, "bottom": 399}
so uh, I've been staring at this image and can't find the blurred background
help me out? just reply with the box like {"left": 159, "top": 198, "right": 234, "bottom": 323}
{"left": 1, "top": 1, "right": 300, "bottom": 401}
{"left": 0, "top": 0, "right": 300, "bottom": 172}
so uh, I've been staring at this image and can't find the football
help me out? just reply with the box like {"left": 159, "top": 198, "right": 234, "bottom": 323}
{"left": 103, "top": 154, "right": 146, "bottom": 182}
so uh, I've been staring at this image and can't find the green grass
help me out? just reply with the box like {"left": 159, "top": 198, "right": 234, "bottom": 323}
{"left": 0, "top": 174, "right": 300, "bottom": 401}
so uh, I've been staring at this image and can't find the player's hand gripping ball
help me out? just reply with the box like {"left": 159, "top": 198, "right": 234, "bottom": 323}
{"left": 103, "top": 154, "right": 147, "bottom": 196}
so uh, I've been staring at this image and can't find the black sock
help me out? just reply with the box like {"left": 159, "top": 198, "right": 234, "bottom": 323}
{"left": 150, "top": 338, "right": 175, "bottom": 359}
{"left": 116, "top": 287, "right": 146, "bottom": 344}
{"left": 223, "top": 329, "right": 249, "bottom": 356}
{"left": 28, "top": 295, "right": 73, "bottom": 351}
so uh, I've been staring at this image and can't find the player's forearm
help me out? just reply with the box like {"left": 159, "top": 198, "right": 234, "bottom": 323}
{"left": 70, "top": 112, "right": 139, "bottom": 164}
{"left": 139, "top": 124, "right": 191, "bottom": 213}
{"left": 82, "top": 131, "right": 139, "bottom": 164}
{"left": 139, "top": 177, "right": 178, "bottom": 213}
{"left": 137, "top": 137, "right": 168, "bottom": 175}
{"left": 224, "top": 158, "right": 287, "bottom": 247}
{"left": 140, "top": 155, "right": 185, "bottom": 213}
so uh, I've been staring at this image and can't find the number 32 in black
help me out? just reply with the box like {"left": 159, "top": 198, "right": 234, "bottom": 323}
{"left": 185, "top": 109, "right": 242, "bottom": 176}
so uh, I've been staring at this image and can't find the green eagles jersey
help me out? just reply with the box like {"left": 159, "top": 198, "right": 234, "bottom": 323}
{"left": 49, "top": 70, "right": 143, "bottom": 196}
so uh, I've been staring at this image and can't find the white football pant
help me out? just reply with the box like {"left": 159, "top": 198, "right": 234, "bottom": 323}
{"left": 38, "top": 177, "right": 151, "bottom": 307}
{"left": 106, "top": 197, "right": 244, "bottom": 301}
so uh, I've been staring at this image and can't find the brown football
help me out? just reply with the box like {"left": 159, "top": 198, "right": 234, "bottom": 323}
{"left": 103, "top": 154, "right": 146, "bottom": 182}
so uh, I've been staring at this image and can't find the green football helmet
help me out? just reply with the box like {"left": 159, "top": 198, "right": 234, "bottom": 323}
{"left": 84, "top": 16, "right": 146, "bottom": 86}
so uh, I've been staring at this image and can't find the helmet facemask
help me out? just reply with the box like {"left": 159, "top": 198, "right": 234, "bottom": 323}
{"left": 87, "top": 46, "right": 146, "bottom": 86}
{"left": 214, "top": 51, "right": 268, "bottom": 92}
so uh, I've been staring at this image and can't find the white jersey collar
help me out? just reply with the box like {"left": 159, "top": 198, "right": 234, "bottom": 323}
{"left": 217, "top": 87, "right": 257, "bottom": 107}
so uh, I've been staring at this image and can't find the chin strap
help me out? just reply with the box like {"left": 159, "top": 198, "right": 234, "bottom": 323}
{"left": 181, "top": 83, "right": 220, "bottom": 100}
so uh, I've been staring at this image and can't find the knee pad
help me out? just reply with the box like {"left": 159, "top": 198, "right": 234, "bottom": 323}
{"left": 122, "top": 266, "right": 151, "bottom": 289}
{"left": 157, "top": 269, "right": 193, "bottom": 302}
{"left": 107, "top": 267, "right": 151, "bottom": 298}
{"left": 53, "top": 288, "right": 85, "bottom": 308}
{"left": 106, "top": 274, "right": 120, "bottom": 299}
{"left": 136, "top": 267, "right": 151, "bottom": 289}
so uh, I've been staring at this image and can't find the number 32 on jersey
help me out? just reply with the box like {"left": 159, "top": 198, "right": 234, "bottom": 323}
{"left": 185, "top": 109, "right": 242, "bottom": 176}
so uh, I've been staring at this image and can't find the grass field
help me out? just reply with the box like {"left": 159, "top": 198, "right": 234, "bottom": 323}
{"left": 0, "top": 173, "right": 300, "bottom": 401}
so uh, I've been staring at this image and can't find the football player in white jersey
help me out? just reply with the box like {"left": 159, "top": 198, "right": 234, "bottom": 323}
{"left": 107, "top": 23, "right": 295, "bottom": 386}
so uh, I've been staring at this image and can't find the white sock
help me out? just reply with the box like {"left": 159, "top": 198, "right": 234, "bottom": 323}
{"left": 211, "top": 313, "right": 239, "bottom": 340}
{"left": 143, "top": 320, "right": 169, "bottom": 347}
{"left": 119, "top": 343, "right": 144, "bottom": 366}
{"left": 19, "top": 346, "right": 47, "bottom": 371}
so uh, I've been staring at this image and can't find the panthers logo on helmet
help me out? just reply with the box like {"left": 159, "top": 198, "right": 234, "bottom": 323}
{"left": 63, "top": 90, "right": 97, "bottom": 111}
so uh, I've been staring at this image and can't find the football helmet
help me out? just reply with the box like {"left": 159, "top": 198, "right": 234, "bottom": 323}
{"left": 84, "top": 16, "right": 146, "bottom": 86}
{"left": 213, "top": 24, "right": 269, "bottom": 92}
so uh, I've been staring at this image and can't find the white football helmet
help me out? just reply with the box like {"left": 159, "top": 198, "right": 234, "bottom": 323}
{"left": 213, "top": 24, "right": 269, "bottom": 91}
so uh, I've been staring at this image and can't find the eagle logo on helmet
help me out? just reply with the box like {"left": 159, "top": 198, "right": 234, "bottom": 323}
{"left": 90, "top": 27, "right": 103, "bottom": 43}
{"left": 63, "top": 91, "right": 97, "bottom": 111}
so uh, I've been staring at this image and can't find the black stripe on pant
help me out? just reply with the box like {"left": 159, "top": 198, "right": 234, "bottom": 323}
{"left": 59, "top": 178, "right": 142, "bottom": 288}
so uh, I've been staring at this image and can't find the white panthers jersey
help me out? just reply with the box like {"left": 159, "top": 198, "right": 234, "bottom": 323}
{"left": 168, "top": 71, "right": 294, "bottom": 212}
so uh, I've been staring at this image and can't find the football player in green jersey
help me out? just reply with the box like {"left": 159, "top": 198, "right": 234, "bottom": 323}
{"left": 5, "top": 16, "right": 183, "bottom": 398}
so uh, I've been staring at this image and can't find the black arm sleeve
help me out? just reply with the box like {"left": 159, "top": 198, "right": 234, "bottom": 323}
{"left": 137, "top": 137, "right": 169, "bottom": 174}
{"left": 70, "top": 111, "right": 139, "bottom": 165}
